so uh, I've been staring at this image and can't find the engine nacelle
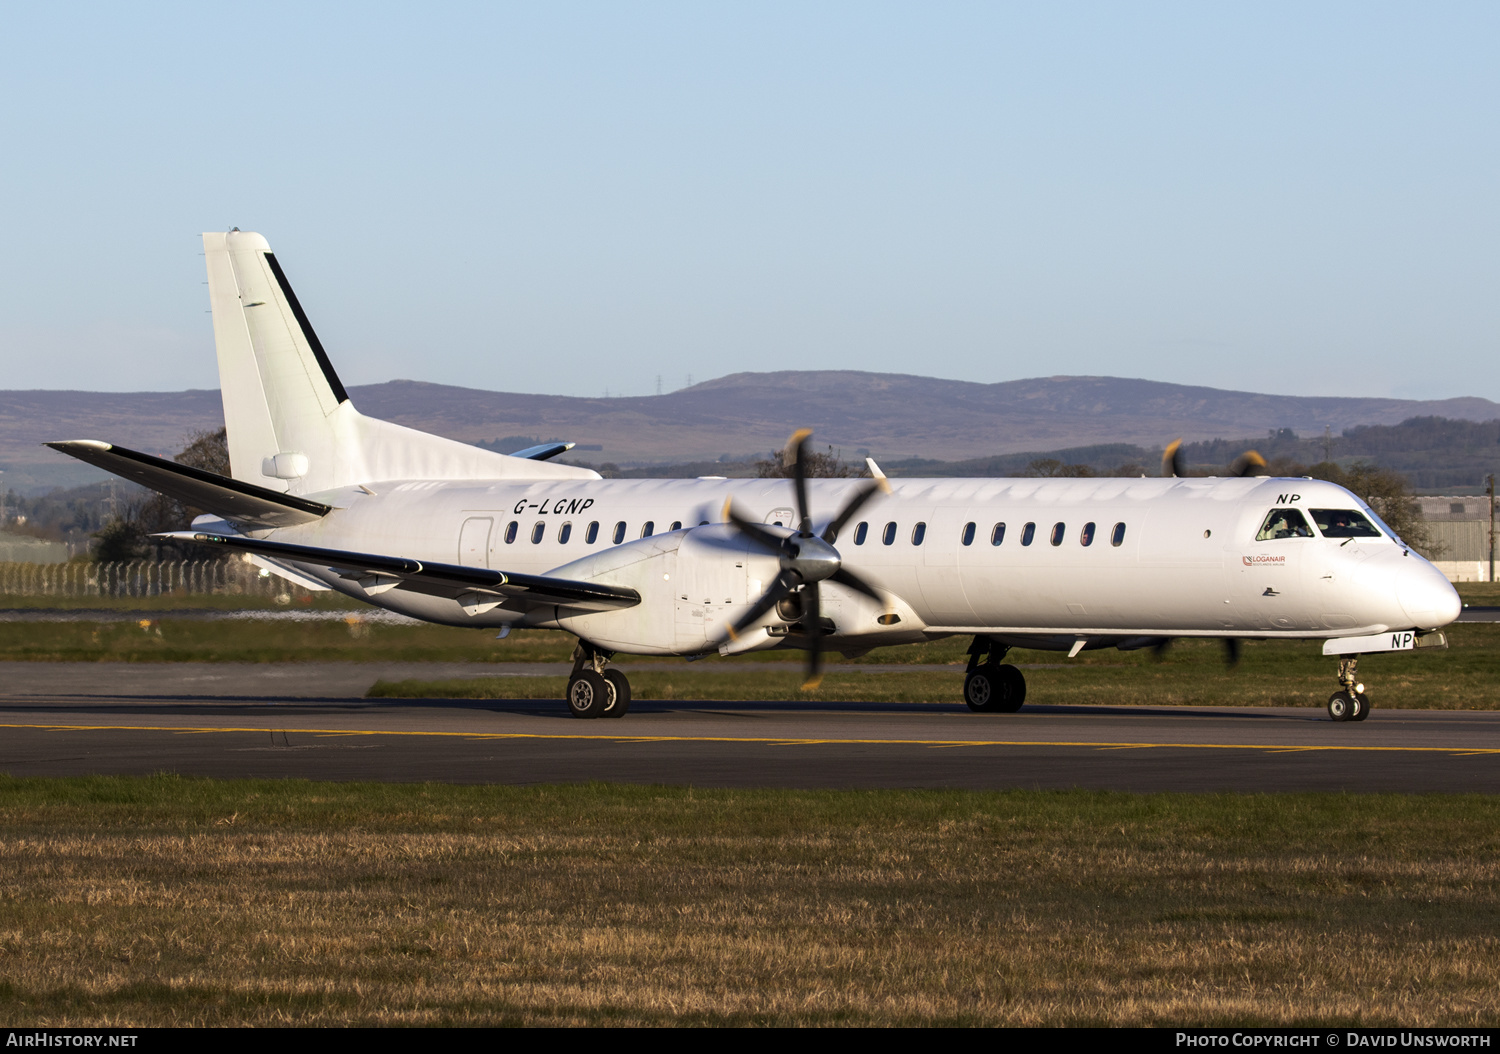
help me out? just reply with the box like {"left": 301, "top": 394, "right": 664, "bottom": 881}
{"left": 549, "top": 525, "right": 773, "bottom": 654}
{"left": 546, "top": 523, "right": 928, "bottom": 656}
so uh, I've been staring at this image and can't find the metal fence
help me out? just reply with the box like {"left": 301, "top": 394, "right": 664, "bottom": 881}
{"left": 0, "top": 559, "right": 312, "bottom": 598}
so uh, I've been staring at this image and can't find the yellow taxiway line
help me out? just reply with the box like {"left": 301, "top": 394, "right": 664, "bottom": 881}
{"left": 2, "top": 721, "right": 1498, "bottom": 755}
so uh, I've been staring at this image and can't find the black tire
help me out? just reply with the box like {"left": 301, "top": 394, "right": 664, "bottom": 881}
{"left": 1327, "top": 690, "right": 1352, "bottom": 722}
{"left": 1351, "top": 692, "right": 1371, "bottom": 721}
{"left": 965, "top": 664, "right": 1026, "bottom": 713}
{"left": 568, "top": 670, "right": 610, "bottom": 719}
{"left": 964, "top": 667, "right": 997, "bottom": 712}
{"left": 993, "top": 663, "right": 1026, "bottom": 712}
{"left": 601, "top": 669, "right": 632, "bottom": 719}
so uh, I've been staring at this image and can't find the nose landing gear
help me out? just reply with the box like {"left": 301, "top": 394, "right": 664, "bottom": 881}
{"left": 567, "top": 640, "right": 631, "bottom": 719}
{"left": 1327, "top": 656, "right": 1370, "bottom": 722}
{"left": 963, "top": 637, "right": 1026, "bottom": 713}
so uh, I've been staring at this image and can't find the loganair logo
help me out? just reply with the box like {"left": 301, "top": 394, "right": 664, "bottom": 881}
{"left": 1243, "top": 554, "right": 1286, "bottom": 566}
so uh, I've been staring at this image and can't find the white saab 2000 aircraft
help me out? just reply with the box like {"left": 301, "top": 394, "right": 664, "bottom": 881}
{"left": 50, "top": 231, "right": 1461, "bottom": 722}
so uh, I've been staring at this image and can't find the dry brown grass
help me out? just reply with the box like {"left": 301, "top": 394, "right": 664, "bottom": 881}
{"left": 0, "top": 779, "right": 1498, "bottom": 1026}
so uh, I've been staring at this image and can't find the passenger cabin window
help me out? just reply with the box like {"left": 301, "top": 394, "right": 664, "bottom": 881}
{"left": 991, "top": 523, "right": 1006, "bottom": 546}
{"left": 670, "top": 521, "right": 682, "bottom": 532}
{"left": 854, "top": 522, "right": 868, "bottom": 545}
{"left": 1021, "top": 522, "right": 1036, "bottom": 546}
{"left": 504, "top": 521, "right": 518, "bottom": 544}
{"left": 1050, "top": 522, "right": 1065, "bottom": 546}
{"left": 641, "top": 521, "right": 655, "bottom": 538}
{"left": 961, "top": 522, "right": 976, "bottom": 546}
{"left": 531, "top": 522, "right": 545, "bottom": 544}
{"left": 559, "top": 522, "right": 573, "bottom": 544}
{"left": 612, "top": 521, "right": 626, "bottom": 545}
{"left": 1256, "top": 508, "right": 1314, "bottom": 541}
{"left": 882, "top": 522, "right": 897, "bottom": 546}
{"left": 585, "top": 521, "right": 599, "bottom": 544}
{"left": 1080, "top": 522, "right": 1095, "bottom": 547}
{"left": 1111, "top": 522, "right": 1126, "bottom": 547}
{"left": 1309, "top": 509, "right": 1382, "bottom": 539}
{"left": 912, "top": 522, "right": 926, "bottom": 545}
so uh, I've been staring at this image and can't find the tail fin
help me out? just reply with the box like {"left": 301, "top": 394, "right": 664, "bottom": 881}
{"left": 203, "top": 230, "right": 597, "bottom": 493}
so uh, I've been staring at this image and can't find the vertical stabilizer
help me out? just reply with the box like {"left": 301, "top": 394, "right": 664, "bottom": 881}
{"left": 202, "top": 231, "right": 598, "bottom": 493}
{"left": 204, "top": 231, "right": 287, "bottom": 486}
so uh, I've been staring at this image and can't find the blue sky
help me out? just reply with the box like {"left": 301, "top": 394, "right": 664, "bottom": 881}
{"left": 1, "top": 2, "right": 1496, "bottom": 401}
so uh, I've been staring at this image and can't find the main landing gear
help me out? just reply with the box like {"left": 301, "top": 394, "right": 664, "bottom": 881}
{"left": 567, "top": 640, "right": 631, "bottom": 720}
{"left": 963, "top": 637, "right": 1026, "bottom": 713}
{"left": 1327, "top": 656, "right": 1371, "bottom": 722}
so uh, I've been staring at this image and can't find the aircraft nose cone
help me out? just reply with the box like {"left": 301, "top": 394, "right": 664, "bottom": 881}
{"left": 1396, "top": 554, "right": 1461, "bottom": 629}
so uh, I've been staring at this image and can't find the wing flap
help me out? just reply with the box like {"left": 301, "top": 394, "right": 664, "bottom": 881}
{"left": 47, "top": 440, "right": 331, "bottom": 528}
{"left": 154, "top": 530, "right": 640, "bottom": 613}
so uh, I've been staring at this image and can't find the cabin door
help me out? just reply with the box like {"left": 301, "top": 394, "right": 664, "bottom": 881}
{"left": 458, "top": 517, "right": 493, "bottom": 568}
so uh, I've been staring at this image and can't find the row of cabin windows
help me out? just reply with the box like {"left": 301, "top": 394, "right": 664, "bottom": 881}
{"left": 502, "top": 519, "right": 693, "bottom": 546}
{"left": 500, "top": 518, "right": 1127, "bottom": 549}
{"left": 849, "top": 520, "right": 1128, "bottom": 548}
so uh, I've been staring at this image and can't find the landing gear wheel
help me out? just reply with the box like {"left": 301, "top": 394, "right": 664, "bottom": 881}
{"left": 965, "top": 664, "right": 1026, "bottom": 713}
{"left": 1327, "top": 690, "right": 1353, "bottom": 722}
{"left": 601, "top": 669, "right": 632, "bottom": 719}
{"left": 964, "top": 668, "right": 996, "bottom": 712}
{"left": 1351, "top": 692, "right": 1371, "bottom": 721}
{"left": 993, "top": 663, "right": 1026, "bottom": 712}
{"left": 568, "top": 670, "right": 610, "bottom": 719}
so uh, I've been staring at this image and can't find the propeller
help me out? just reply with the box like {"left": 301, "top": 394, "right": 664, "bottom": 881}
{"left": 1161, "top": 438, "right": 1185, "bottom": 478}
{"left": 1229, "top": 450, "right": 1267, "bottom": 477}
{"left": 1163, "top": 440, "right": 1267, "bottom": 479}
{"left": 719, "top": 429, "right": 891, "bottom": 690}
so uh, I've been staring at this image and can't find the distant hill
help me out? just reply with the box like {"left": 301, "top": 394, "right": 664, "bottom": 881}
{"left": 883, "top": 418, "right": 1500, "bottom": 492}
{"left": 2, "top": 372, "right": 1497, "bottom": 492}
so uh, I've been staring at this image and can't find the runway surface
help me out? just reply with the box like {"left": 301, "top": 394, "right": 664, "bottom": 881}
{"left": 1, "top": 662, "right": 1497, "bottom": 792}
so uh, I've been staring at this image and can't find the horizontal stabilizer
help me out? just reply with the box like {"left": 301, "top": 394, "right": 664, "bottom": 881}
{"left": 47, "top": 441, "right": 331, "bottom": 529}
{"left": 510, "top": 442, "right": 576, "bottom": 462}
{"left": 155, "top": 531, "right": 641, "bottom": 613}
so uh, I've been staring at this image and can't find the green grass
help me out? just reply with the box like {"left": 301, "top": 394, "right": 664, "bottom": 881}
{"left": 371, "top": 624, "right": 1500, "bottom": 709}
{"left": 1458, "top": 582, "right": 1500, "bottom": 605}
{"left": 0, "top": 591, "right": 365, "bottom": 611}
{"left": 0, "top": 618, "right": 569, "bottom": 663}
{"left": 0, "top": 776, "right": 1497, "bottom": 1026}
{"left": 0, "top": 618, "right": 975, "bottom": 664}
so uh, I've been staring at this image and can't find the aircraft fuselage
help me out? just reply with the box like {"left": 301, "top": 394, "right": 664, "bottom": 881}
{"left": 262, "top": 473, "right": 1459, "bottom": 656}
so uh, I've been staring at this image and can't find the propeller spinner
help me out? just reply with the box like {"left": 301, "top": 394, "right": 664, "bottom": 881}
{"left": 719, "top": 430, "right": 891, "bottom": 689}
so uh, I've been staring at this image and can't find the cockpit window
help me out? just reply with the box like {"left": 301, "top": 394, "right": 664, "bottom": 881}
{"left": 1309, "top": 509, "right": 1383, "bottom": 539}
{"left": 1255, "top": 508, "right": 1314, "bottom": 540}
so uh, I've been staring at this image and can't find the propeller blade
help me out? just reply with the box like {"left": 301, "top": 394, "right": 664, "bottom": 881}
{"left": 722, "top": 499, "right": 788, "bottom": 553}
{"left": 829, "top": 566, "right": 883, "bottom": 604}
{"left": 1223, "top": 637, "right": 1241, "bottom": 668}
{"left": 822, "top": 477, "right": 891, "bottom": 543}
{"left": 801, "top": 581, "right": 823, "bottom": 690}
{"left": 1230, "top": 450, "right": 1267, "bottom": 477}
{"left": 724, "top": 569, "right": 798, "bottom": 642}
{"left": 786, "top": 429, "right": 813, "bottom": 536}
{"left": 1161, "top": 438, "right": 1185, "bottom": 479}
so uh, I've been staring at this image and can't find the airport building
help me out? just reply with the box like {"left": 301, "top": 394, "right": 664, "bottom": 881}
{"left": 1417, "top": 496, "right": 1496, "bottom": 582}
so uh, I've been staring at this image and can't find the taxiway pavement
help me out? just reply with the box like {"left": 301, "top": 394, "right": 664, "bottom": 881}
{"left": 1, "top": 662, "right": 1496, "bottom": 792}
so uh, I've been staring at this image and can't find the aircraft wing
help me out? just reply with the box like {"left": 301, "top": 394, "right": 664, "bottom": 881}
{"left": 47, "top": 440, "right": 331, "bottom": 529}
{"left": 154, "top": 530, "right": 641, "bottom": 613}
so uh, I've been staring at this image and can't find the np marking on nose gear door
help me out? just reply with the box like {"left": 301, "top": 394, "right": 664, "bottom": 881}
{"left": 1323, "top": 630, "right": 1447, "bottom": 656}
